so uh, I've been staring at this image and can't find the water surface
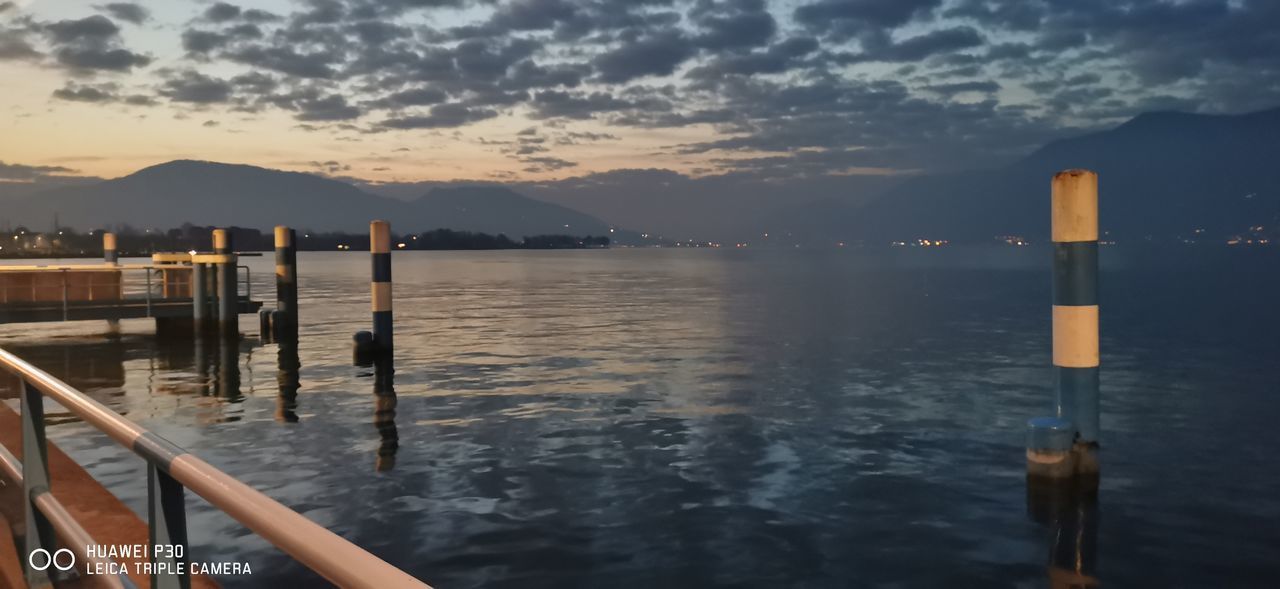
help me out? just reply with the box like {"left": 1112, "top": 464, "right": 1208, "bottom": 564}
{"left": 2, "top": 248, "right": 1277, "bottom": 588}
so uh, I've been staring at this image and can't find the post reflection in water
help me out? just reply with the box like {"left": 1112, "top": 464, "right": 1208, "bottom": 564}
{"left": 275, "top": 342, "right": 301, "bottom": 423}
{"left": 1028, "top": 483, "right": 1100, "bottom": 588}
{"left": 372, "top": 358, "right": 398, "bottom": 472}
{"left": 193, "top": 335, "right": 211, "bottom": 397}
{"left": 216, "top": 335, "right": 242, "bottom": 402}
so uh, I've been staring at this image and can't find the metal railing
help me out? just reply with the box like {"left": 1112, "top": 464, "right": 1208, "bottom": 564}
{"left": 1, "top": 347, "right": 432, "bottom": 589}
{"left": 0, "top": 265, "right": 253, "bottom": 318}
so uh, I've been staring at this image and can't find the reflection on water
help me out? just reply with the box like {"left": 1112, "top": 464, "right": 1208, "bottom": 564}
{"left": 1028, "top": 484, "right": 1099, "bottom": 588}
{"left": 370, "top": 358, "right": 399, "bottom": 472}
{"left": 275, "top": 343, "right": 300, "bottom": 423}
{"left": 1, "top": 248, "right": 1278, "bottom": 588}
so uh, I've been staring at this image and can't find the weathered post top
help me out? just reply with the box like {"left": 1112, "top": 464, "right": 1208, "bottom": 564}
{"left": 212, "top": 228, "right": 231, "bottom": 254}
{"left": 274, "top": 225, "right": 293, "bottom": 248}
{"left": 1051, "top": 169, "right": 1098, "bottom": 243}
{"left": 370, "top": 220, "right": 391, "bottom": 254}
{"left": 103, "top": 232, "right": 118, "bottom": 265}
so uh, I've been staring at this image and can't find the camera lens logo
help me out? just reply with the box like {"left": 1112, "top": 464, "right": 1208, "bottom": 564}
{"left": 28, "top": 548, "right": 76, "bottom": 572}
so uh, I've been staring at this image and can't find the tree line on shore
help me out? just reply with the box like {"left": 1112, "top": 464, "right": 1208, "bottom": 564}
{"left": 0, "top": 224, "right": 610, "bottom": 258}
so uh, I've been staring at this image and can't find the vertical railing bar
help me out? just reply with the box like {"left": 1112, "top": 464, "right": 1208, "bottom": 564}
{"left": 148, "top": 464, "right": 191, "bottom": 589}
{"left": 61, "top": 269, "right": 69, "bottom": 321}
{"left": 146, "top": 269, "right": 153, "bottom": 317}
{"left": 21, "top": 379, "right": 55, "bottom": 588}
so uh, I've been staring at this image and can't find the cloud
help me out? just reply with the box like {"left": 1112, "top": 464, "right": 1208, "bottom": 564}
{"left": 97, "top": 3, "right": 150, "bottom": 25}
{"left": 795, "top": 0, "right": 942, "bottom": 40}
{"left": 0, "top": 27, "right": 40, "bottom": 60}
{"left": 54, "top": 46, "right": 151, "bottom": 71}
{"left": 380, "top": 103, "right": 499, "bottom": 129}
{"left": 593, "top": 31, "right": 697, "bottom": 83}
{"left": 160, "top": 70, "right": 233, "bottom": 103}
{"left": 295, "top": 94, "right": 361, "bottom": 121}
{"left": 9, "top": 0, "right": 1280, "bottom": 183}
{"left": 692, "top": 1, "right": 776, "bottom": 50}
{"left": 520, "top": 155, "right": 577, "bottom": 173}
{"left": 41, "top": 15, "right": 152, "bottom": 72}
{"left": 0, "top": 161, "right": 77, "bottom": 181}
{"left": 52, "top": 81, "right": 119, "bottom": 102}
{"left": 204, "top": 2, "right": 241, "bottom": 23}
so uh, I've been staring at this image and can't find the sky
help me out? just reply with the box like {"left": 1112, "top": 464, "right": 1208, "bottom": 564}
{"left": 1, "top": 0, "right": 1278, "bottom": 186}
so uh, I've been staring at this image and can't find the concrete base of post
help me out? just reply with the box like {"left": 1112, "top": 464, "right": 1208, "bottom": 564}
{"left": 353, "top": 331, "right": 376, "bottom": 366}
{"left": 1072, "top": 441, "right": 1100, "bottom": 490}
{"left": 1026, "top": 416, "right": 1075, "bottom": 482}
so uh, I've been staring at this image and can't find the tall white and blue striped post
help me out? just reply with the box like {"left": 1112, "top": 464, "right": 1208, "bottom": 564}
{"left": 1028, "top": 169, "right": 1101, "bottom": 486}
{"left": 370, "top": 220, "right": 393, "bottom": 355}
{"left": 1051, "top": 169, "right": 1100, "bottom": 481}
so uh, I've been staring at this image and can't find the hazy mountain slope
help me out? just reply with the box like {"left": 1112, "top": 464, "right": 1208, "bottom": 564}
{"left": 839, "top": 106, "right": 1280, "bottom": 242}
{"left": 4, "top": 160, "right": 622, "bottom": 237}
{"left": 410, "top": 186, "right": 617, "bottom": 237}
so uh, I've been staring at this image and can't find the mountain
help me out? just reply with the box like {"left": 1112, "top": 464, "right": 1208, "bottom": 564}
{"left": 356, "top": 169, "right": 896, "bottom": 242}
{"left": 771, "top": 106, "right": 1280, "bottom": 243}
{"left": 2, "top": 160, "right": 621, "bottom": 238}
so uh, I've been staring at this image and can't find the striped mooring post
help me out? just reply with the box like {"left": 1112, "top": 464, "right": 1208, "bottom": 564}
{"left": 1027, "top": 169, "right": 1101, "bottom": 485}
{"left": 102, "top": 231, "right": 117, "bottom": 265}
{"left": 213, "top": 228, "right": 239, "bottom": 336}
{"left": 103, "top": 232, "right": 121, "bottom": 333}
{"left": 353, "top": 220, "right": 391, "bottom": 361}
{"left": 274, "top": 226, "right": 299, "bottom": 343}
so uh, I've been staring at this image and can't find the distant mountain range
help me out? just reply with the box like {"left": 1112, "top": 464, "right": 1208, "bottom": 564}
{"left": 3, "top": 107, "right": 1277, "bottom": 245}
{"left": 768, "top": 106, "right": 1280, "bottom": 243}
{"left": 1, "top": 160, "right": 623, "bottom": 239}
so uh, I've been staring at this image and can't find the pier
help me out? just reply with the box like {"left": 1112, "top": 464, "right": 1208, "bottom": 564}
{"left": 0, "top": 230, "right": 264, "bottom": 333}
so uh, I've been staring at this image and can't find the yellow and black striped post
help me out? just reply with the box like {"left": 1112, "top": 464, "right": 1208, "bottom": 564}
{"left": 103, "top": 232, "right": 117, "bottom": 265}
{"left": 370, "top": 220, "right": 393, "bottom": 354}
{"left": 274, "top": 226, "right": 299, "bottom": 343}
{"left": 1051, "top": 169, "right": 1100, "bottom": 478}
{"left": 213, "top": 229, "right": 239, "bottom": 336}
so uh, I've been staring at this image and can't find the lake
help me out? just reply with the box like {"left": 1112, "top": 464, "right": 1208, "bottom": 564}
{"left": 2, "top": 248, "right": 1278, "bottom": 588}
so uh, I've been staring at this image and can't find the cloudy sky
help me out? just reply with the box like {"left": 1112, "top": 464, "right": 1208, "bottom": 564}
{"left": 1, "top": 0, "right": 1278, "bottom": 185}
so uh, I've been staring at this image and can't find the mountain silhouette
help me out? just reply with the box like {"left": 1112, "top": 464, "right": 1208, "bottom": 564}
{"left": 770, "top": 106, "right": 1280, "bottom": 243}
{"left": 3, "top": 160, "right": 620, "bottom": 238}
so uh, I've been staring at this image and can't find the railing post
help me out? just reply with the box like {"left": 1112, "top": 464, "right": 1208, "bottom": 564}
{"left": 21, "top": 380, "right": 55, "bottom": 588}
{"left": 61, "top": 269, "right": 69, "bottom": 321}
{"left": 146, "top": 269, "right": 154, "bottom": 318}
{"left": 147, "top": 464, "right": 191, "bottom": 589}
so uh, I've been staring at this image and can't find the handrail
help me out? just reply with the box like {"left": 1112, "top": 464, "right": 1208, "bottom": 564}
{"left": 0, "top": 347, "right": 432, "bottom": 589}
{"left": 0, "top": 446, "right": 136, "bottom": 589}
